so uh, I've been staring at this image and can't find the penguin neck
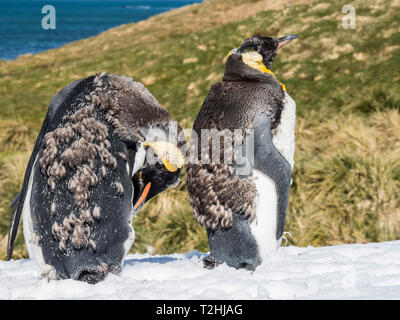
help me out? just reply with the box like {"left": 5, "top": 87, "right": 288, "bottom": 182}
{"left": 223, "top": 55, "right": 285, "bottom": 92}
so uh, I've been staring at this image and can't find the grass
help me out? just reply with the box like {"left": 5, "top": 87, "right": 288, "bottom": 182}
{"left": 287, "top": 107, "right": 400, "bottom": 246}
{"left": 0, "top": 0, "right": 399, "bottom": 259}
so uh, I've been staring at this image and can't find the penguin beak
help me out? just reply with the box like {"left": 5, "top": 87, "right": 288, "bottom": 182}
{"left": 131, "top": 141, "right": 185, "bottom": 211}
{"left": 275, "top": 34, "right": 299, "bottom": 50}
{"left": 131, "top": 171, "right": 148, "bottom": 211}
{"left": 134, "top": 182, "right": 151, "bottom": 210}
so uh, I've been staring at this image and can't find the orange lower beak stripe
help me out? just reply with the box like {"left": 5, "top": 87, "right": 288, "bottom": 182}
{"left": 134, "top": 182, "right": 151, "bottom": 210}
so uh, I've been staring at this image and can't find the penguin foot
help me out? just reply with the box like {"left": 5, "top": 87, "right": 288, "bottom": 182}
{"left": 77, "top": 270, "right": 106, "bottom": 284}
{"left": 203, "top": 256, "right": 221, "bottom": 270}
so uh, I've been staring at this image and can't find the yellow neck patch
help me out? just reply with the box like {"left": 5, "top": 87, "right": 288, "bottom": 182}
{"left": 239, "top": 51, "right": 286, "bottom": 91}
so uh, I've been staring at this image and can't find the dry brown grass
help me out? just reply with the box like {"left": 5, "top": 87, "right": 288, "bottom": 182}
{"left": 287, "top": 108, "right": 400, "bottom": 246}
{"left": 0, "top": 119, "right": 35, "bottom": 153}
{"left": 0, "top": 152, "right": 31, "bottom": 260}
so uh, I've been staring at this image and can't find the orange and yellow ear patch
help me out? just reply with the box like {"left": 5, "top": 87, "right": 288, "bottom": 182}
{"left": 225, "top": 50, "right": 286, "bottom": 91}
{"left": 224, "top": 50, "right": 233, "bottom": 62}
{"left": 143, "top": 141, "right": 185, "bottom": 172}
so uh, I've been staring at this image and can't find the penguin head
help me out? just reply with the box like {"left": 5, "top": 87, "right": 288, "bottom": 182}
{"left": 130, "top": 131, "right": 185, "bottom": 212}
{"left": 133, "top": 160, "right": 182, "bottom": 209}
{"left": 228, "top": 34, "right": 298, "bottom": 71}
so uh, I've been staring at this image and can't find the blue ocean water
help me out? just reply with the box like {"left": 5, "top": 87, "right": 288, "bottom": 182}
{"left": 0, "top": 0, "right": 202, "bottom": 60}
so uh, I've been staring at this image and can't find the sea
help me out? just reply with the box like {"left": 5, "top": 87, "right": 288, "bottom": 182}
{"left": 0, "top": 0, "right": 202, "bottom": 60}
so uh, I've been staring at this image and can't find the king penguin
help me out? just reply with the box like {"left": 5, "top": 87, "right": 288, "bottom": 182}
{"left": 7, "top": 73, "right": 185, "bottom": 284}
{"left": 187, "top": 34, "right": 298, "bottom": 270}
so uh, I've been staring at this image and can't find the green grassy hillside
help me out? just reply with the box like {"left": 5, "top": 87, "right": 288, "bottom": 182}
{"left": 0, "top": 0, "right": 399, "bottom": 259}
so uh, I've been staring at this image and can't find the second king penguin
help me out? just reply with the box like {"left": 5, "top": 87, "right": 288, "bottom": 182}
{"left": 187, "top": 34, "right": 298, "bottom": 270}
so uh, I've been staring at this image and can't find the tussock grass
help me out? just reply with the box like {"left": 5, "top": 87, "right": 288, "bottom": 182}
{"left": 287, "top": 109, "right": 400, "bottom": 246}
{"left": 0, "top": 152, "right": 31, "bottom": 259}
{"left": 0, "top": 118, "right": 35, "bottom": 152}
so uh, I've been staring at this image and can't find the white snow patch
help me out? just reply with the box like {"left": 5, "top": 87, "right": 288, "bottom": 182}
{"left": 2, "top": 241, "right": 400, "bottom": 299}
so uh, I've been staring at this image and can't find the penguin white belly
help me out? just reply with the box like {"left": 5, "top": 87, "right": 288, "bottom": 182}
{"left": 122, "top": 146, "right": 145, "bottom": 258}
{"left": 248, "top": 93, "right": 295, "bottom": 258}
{"left": 272, "top": 92, "right": 296, "bottom": 168}
{"left": 122, "top": 191, "right": 135, "bottom": 259}
{"left": 22, "top": 156, "right": 46, "bottom": 269}
{"left": 123, "top": 223, "right": 135, "bottom": 258}
{"left": 123, "top": 174, "right": 135, "bottom": 259}
{"left": 250, "top": 169, "right": 282, "bottom": 258}
{"left": 131, "top": 144, "right": 146, "bottom": 177}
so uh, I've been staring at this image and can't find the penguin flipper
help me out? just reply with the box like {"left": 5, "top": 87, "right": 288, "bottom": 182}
{"left": 9, "top": 191, "right": 21, "bottom": 209}
{"left": 251, "top": 112, "right": 292, "bottom": 240}
{"left": 6, "top": 78, "right": 84, "bottom": 260}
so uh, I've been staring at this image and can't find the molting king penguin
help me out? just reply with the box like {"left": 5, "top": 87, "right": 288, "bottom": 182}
{"left": 186, "top": 34, "right": 298, "bottom": 271}
{"left": 7, "top": 73, "right": 185, "bottom": 284}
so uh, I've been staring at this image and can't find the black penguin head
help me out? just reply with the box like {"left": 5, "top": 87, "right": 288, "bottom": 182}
{"left": 230, "top": 34, "right": 298, "bottom": 70}
{"left": 135, "top": 163, "right": 181, "bottom": 204}
{"left": 130, "top": 138, "right": 184, "bottom": 212}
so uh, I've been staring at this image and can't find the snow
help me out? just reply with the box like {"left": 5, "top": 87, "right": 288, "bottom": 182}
{"left": 2, "top": 241, "right": 400, "bottom": 299}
